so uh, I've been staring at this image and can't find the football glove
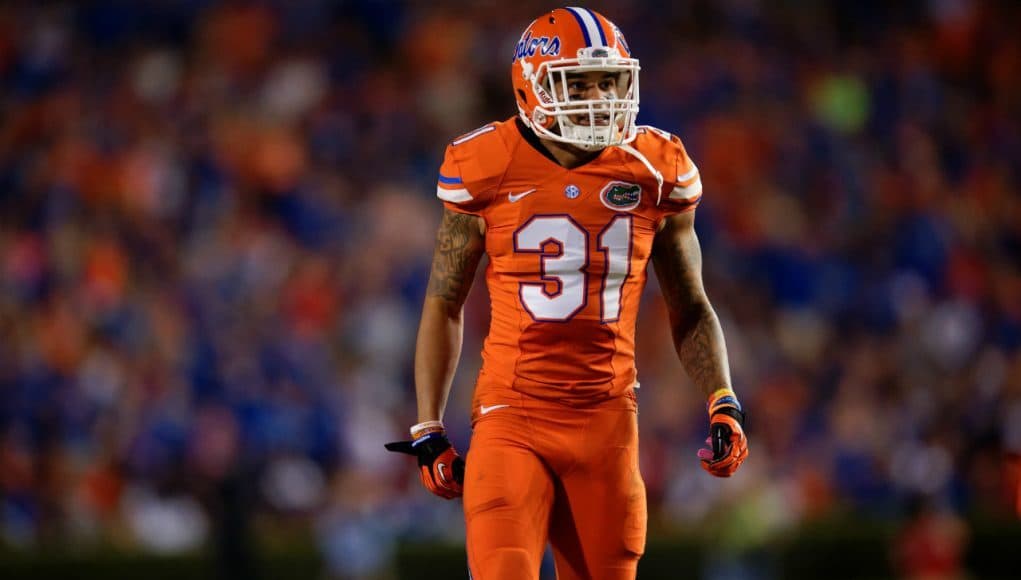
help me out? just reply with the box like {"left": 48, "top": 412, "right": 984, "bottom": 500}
{"left": 698, "top": 389, "right": 748, "bottom": 477}
{"left": 385, "top": 421, "right": 464, "bottom": 499}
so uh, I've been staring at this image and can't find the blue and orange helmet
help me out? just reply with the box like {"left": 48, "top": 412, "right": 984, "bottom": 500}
{"left": 511, "top": 7, "right": 639, "bottom": 150}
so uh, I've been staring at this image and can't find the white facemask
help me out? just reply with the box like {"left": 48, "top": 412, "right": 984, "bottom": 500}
{"left": 520, "top": 46, "right": 640, "bottom": 151}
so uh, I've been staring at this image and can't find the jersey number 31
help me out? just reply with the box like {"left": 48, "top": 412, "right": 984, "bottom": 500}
{"left": 514, "top": 215, "right": 631, "bottom": 323}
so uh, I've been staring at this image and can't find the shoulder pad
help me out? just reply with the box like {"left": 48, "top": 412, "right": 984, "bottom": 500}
{"left": 436, "top": 122, "right": 513, "bottom": 213}
{"left": 634, "top": 126, "right": 702, "bottom": 208}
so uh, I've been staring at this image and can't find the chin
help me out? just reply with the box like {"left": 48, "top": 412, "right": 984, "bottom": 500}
{"left": 572, "top": 142, "right": 608, "bottom": 153}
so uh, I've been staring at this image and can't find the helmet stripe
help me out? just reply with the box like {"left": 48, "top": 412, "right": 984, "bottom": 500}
{"left": 566, "top": 7, "right": 601, "bottom": 47}
{"left": 581, "top": 7, "right": 608, "bottom": 46}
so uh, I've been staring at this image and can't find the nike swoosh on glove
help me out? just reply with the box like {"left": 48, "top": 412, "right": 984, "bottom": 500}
{"left": 385, "top": 423, "right": 464, "bottom": 499}
{"left": 697, "top": 389, "right": 749, "bottom": 477}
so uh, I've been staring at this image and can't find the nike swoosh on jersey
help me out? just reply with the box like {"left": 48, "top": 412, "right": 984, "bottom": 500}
{"left": 479, "top": 404, "right": 510, "bottom": 415}
{"left": 507, "top": 189, "right": 537, "bottom": 203}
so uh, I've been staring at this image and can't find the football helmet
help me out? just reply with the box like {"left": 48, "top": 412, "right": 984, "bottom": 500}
{"left": 512, "top": 7, "right": 640, "bottom": 150}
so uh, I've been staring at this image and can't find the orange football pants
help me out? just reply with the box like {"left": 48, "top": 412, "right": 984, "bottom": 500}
{"left": 463, "top": 391, "right": 646, "bottom": 580}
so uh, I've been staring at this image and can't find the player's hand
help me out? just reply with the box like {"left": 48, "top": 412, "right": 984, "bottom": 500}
{"left": 385, "top": 421, "right": 464, "bottom": 499}
{"left": 698, "top": 389, "right": 748, "bottom": 477}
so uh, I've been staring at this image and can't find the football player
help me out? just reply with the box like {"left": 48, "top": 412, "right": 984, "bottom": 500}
{"left": 387, "top": 7, "right": 748, "bottom": 579}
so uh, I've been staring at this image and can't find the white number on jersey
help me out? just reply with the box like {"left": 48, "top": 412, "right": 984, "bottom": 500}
{"left": 597, "top": 216, "right": 631, "bottom": 322}
{"left": 514, "top": 215, "right": 632, "bottom": 322}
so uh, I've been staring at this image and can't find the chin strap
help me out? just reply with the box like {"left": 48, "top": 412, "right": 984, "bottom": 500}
{"left": 618, "top": 143, "right": 664, "bottom": 204}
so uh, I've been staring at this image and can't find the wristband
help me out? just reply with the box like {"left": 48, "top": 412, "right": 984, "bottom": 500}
{"left": 708, "top": 388, "right": 742, "bottom": 414}
{"left": 410, "top": 420, "right": 445, "bottom": 439}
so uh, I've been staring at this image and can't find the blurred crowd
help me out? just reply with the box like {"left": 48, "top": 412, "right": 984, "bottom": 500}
{"left": 1, "top": 0, "right": 1019, "bottom": 577}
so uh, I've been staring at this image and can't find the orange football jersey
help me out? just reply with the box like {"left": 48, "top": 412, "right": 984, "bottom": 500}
{"left": 437, "top": 118, "right": 702, "bottom": 405}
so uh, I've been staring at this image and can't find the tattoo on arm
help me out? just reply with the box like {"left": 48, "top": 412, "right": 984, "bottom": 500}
{"left": 652, "top": 213, "right": 732, "bottom": 398}
{"left": 426, "top": 209, "right": 485, "bottom": 306}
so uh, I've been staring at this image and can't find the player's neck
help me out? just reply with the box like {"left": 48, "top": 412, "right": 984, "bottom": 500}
{"left": 537, "top": 137, "right": 603, "bottom": 169}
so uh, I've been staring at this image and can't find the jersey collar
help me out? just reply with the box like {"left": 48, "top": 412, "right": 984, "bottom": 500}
{"left": 514, "top": 118, "right": 608, "bottom": 170}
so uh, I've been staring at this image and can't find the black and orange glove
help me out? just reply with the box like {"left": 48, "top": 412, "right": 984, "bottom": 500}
{"left": 697, "top": 389, "right": 748, "bottom": 477}
{"left": 385, "top": 421, "right": 465, "bottom": 499}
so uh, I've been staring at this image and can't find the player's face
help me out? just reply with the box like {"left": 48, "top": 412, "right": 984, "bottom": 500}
{"left": 550, "top": 71, "right": 626, "bottom": 127}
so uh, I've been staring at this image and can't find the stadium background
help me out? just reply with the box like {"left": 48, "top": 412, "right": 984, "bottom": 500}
{"left": 1, "top": 0, "right": 1019, "bottom": 578}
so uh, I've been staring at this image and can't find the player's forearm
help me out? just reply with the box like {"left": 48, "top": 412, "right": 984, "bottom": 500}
{"left": 651, "top": 212, "right": 734, "bottom": 399}
{"left": 414, "top": 296, "right": 464, "bottom": 422}
{"left": 414, "top": 208, "right": 485, "bottom": 423}
{"left": 671, "top": 301, "right": 732, "bottom": 399}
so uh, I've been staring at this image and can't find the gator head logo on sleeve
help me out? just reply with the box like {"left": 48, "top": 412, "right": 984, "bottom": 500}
{"left": 599, "top": 181, "right": 642, "bottom": 211}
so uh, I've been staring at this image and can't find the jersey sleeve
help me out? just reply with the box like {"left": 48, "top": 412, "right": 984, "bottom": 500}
{"left": 435, "top": 124, "right": 508, "bottom": 216}
{"left": 436, "top": 145, "right": 485, "bottom": 215}
{"left": 659, "top": 133, "right": 703, "bottom": 216}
